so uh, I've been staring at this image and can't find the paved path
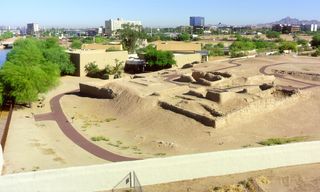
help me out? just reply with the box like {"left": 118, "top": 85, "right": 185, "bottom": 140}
{"left": 34, "top": 90, "right": 138, "bottom": 162}
{"left": 258, "top": 62, "right": 320, "bottom": 90}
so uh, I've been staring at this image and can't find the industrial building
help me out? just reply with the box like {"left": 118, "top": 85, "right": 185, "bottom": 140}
{"left": 272, "top": 24, "right": 301, "bottom": 34}
{"left": 105, "top": 18, "right": 142, "bottom": 36}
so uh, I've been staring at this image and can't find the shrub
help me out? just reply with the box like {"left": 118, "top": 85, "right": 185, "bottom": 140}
{"left": 84, "top": 62, "right": 100, "bottom": 77}
{"left": 311, "top": 48, "right": 320, "bottom": 57}
{"left": 230, "top": 51, "right": 247, "bottom": 58}
{"left": 84, "top": 60, "right": 124, "bottom": 79}
{"left": 144, "top": 48, "right": 176, "bottom": 71}
{"left": 311, "top": 34, "right": 320, "bottom": 48}
{"left": 203, "top": 43, "right": 225, "bottom": 56}
{"left": 70, "top": 39, "right": 82, "bottom": 49}
{"left": 278, "top": 41, "right": 298, "bottom": 53}
{"left": 266, "top": 31, "right": 280, "bottom": 39}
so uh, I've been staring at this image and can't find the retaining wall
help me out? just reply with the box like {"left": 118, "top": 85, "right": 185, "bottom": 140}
{"left": 0, "top": 141, "right": 320, "bottom": 191}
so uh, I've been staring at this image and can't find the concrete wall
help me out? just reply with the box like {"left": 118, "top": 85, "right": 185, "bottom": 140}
{"left": 81, "top": 44, "right": 123, "bottom": 51}
{"left": 0, "top": 141, "right": 320, "bottom": 191}
{"left": 155, "top": 42, "right": 202, "bottom": 52}
{"left": 68, "top": 50, "right": 128, "bottom": 76}
{"left": 174, "top": 53, "right": 202, "bottom": 68}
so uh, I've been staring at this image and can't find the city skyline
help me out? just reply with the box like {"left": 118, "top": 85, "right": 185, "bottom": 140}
{"left": 1, "top": 0, "right": 320, "bottom": 28}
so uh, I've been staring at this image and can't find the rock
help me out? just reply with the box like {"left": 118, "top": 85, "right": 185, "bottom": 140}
{"left": 150, "top": 92, "right": 161, "bottom": 96}
{"left": 259, "top": 83, "right": 274, "bottom": 91}
{"left": 185, "top": 90, "right": 205, "bottom": 98}
{"left": 204, "top": 73, "right": 222, "bottom": 82}
{"left": 192, "top": 71, "right": 206, "bottom": 81}
{"left": 132, "top": 75, "right": 145, "bottom": 79}
{"left": 192, "top": 61, "right": 200, "bottom": 65}
{"left": 174, "top": 75, "right": 195, "bottom": 83}
{"left": 197, "top": 78, "right": 212, "bottom": 86}
{"left": 100, "top": 88, "right": 117, "bottom": 99}
{"left": 181, "top": 63, "right": 193, "bottom": 69}
{"left": 211, "top": 71, "right": 232, "bottom": 78}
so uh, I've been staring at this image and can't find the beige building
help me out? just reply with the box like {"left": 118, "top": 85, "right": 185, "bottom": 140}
{"left": 68, "top": 50, "right": 128, "bottom": 76}
{"left": 81, "top": 43, "right": 123, "bottom": 51}
{"left": 155, "top": 42, "right": 202, "bottom": 53}
{"left": 151, "top": 42, "right": 206, "bottom": 66}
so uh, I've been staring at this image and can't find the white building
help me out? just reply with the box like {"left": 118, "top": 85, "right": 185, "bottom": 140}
{"left": 26, "top": 23, "right": 39, "bottom": 35}
{"left": 311, "top": 24, "right": 318, "bottom": 32}
{"left": 105, "top": 18, "right": 142, "bottom": 36}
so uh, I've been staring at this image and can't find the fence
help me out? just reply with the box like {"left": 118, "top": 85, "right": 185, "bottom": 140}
{"left": 112, "top": 171, "right": 143, "bottom": 192}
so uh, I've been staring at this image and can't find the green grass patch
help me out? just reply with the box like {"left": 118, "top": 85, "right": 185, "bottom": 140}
{"left": 105, "top": 118, "right": 117, "bottom": 122}
{"left": 258, "top": 136, "right": 306, "bottom": 146}
{"left": 154, "top": 153, "right": 166, "bottom": 157}
{"left": 91, "top": 136, "right": 109, "bottom": 142}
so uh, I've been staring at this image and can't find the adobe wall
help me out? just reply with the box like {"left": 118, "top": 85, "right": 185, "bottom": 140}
{"left": 174, "top": 53, "right": 202, "bottom": 68}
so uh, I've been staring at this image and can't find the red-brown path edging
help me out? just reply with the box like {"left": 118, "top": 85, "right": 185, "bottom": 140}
{"left": 34, "top": 90, "right": 138, "bottom": 162}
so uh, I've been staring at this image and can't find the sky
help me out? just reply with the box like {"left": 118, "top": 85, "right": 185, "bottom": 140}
{"left": 1, "top": 0, "right": 320, "bottom": 28}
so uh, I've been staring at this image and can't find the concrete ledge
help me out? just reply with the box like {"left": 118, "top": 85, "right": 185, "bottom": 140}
{"left": 0, "top": 141, "right": 320, "bottom": 192}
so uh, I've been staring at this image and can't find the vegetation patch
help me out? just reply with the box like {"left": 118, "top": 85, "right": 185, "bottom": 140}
{"left": 84, "top": 59, "right": 124, "bottom": 80}
{"left": 91, "top": 136, "right": 109, "bottom": 142}
{"left": 258, "top": 136, "right": 306, "bottom": 146}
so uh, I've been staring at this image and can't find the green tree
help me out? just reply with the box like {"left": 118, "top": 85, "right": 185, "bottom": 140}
{"left": 42, "top": 38, "right": 75, "bottom": 75}
{"left": 0, "top": 38, "right": 63, "bottom": 105}
{"left": 311, "top": 34, "right": 320, "bottom": 48}
{"left": 118, "top": 24, "right": 143, "bottom": 54}
{"left": 0, "top": 31, "right": 13, "bottom": 41}
{"left": 71, "top": 39, "right": 83, "bottom": 49}
{"left": 266, "top": 31, "right": 281, "bottom": 39}
{"left": 176, "top": 33, "right": 191, "bottom": 41}
{"left": 278, "top": 41, "right": 298, "bottom": 53}
{"left": 144, "top": 47, "right": 176, "bottom": 70}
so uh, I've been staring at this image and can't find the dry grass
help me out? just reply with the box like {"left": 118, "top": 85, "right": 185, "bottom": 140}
{"left": 258, "top": 136, "right": 307, "bottom": 146}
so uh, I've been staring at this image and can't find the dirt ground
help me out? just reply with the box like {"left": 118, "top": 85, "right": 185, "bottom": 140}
{"left": 61, "top": 55, "right": 320, "bottom": 159}
{"left": 3, "top": 76, "right": 109, "bottom": 174}
{"left": 3, "top": 55, "right": 320, "bottom": 175}
{"left": 143, "top": 163, "right": 320, "bottom": 192}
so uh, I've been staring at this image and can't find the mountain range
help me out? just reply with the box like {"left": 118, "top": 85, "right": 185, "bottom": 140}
{"left": 262, "top": 17, "right": 320, "bottom": 26}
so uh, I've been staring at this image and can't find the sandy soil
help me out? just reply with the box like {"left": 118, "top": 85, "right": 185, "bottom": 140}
{"left": 3, "top": 55, "right": 320, "bottom": 175}
{"left": 143, "top": 163, "right": 320, "bottom": 192}
{"left": 3, "top": 76, "right": 109, "bottom": 174}
{"left": 61, "top": 55, "right": 320, "bottom": 159}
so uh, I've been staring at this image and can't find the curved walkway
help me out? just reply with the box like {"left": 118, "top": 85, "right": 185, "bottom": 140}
{"left": 34, "top": 90, "right": 138, "bottom": 162}
{"left": 258, "top": 62, "right": 320, "bottom": 90}
{"left": 165, "top": 58, "right": 320, "bottom": 90}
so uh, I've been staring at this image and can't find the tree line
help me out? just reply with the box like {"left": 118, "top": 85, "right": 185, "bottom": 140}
{"left": 0, "top": 38, "right": 75, "bottom": 105}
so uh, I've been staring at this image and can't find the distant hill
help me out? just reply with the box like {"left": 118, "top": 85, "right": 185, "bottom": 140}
{"left": 265, "top": 17, "right": 320, "bottom": 26}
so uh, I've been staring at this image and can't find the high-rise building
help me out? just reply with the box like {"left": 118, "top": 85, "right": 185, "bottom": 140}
{"left": 189, "top": 17, "right": 205, "bottom": 28}
{"left": 105, "top": 18, "right": 142, "bottom": 36}
{"left": 26, "top": 23, "right": 39, "bottom": 35}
